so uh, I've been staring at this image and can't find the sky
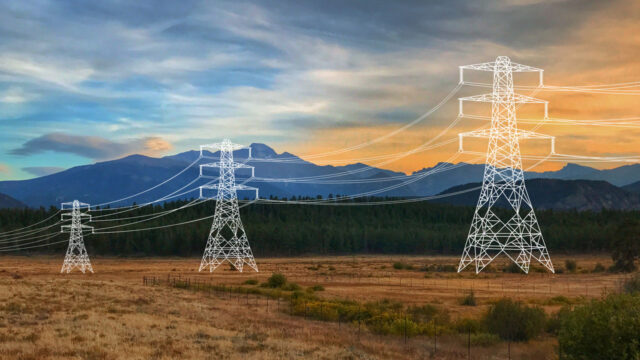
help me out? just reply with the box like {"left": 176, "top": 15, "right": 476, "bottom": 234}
{"left": 0, "top": 0, "right": 639, "bottom": 180}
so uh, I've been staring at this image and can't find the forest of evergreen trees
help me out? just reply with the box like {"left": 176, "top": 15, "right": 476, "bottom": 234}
{"left": 0, "top": 198, "right": 631, "bottom": 257}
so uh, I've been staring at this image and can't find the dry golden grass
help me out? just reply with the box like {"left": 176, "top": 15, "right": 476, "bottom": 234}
{"left": 0, "top": 255, "right": 629, "bottom": 359}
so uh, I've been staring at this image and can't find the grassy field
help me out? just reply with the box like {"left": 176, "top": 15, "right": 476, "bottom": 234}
{"left": 0, "top": 255, "right": 632, "bottom": 359}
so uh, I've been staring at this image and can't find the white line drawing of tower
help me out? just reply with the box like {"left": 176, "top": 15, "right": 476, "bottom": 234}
{"left": 60, "top": 200, "right": 94, "bottom": 274}
{"left": 457, "top": 56, "right": 555, "bottom": 274}
{"left": 198, "top": 139, "right": 259, "bottom": 272}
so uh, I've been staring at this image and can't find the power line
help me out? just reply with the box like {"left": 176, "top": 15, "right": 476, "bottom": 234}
{"left": 0, "top": 210, "right": 61, "bottom": 237}
{"left": 89, "top": 155, "right": 202, "bottom": 210}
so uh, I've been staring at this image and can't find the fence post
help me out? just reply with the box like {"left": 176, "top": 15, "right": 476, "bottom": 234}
{"left": 434, "top": 318, "right": 437, "bottom": 354}
{"left": 357, "top": 305, "right": 361, "bottom": 341}
{"left": 404, "top": 313, "right": 407, "bottom": 345}
{"left": 468, "top": 327, "right": 471, "bottom": 359}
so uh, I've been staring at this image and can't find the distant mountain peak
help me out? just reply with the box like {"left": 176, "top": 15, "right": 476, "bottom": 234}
{"left": 411, "top": 162, "right": 468, "bottom": 175}
{"left": 249, "top": 143, "right": 278, "bottom": 158}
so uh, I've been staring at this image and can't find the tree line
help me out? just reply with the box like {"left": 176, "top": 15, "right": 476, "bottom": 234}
{"left": 0, "top": 198, "right": 636, "bottom": 260}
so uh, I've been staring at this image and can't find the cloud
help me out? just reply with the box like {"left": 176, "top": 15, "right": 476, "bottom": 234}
{"left": 22, "top": 166, "right": 65, "bottom": 177}
{"left": 0, "top": 87, "right": 36, "bottom": 104}
{"left": 10, "top": 133, "right": 173, "bottom": 161}
{"left": 0, "top": 0, "right": 638, "bottom": 177}
{"left": 0, "top": 163, "right": 9, "bottom": 174}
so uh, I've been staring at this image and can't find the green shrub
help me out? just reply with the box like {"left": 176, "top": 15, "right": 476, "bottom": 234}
{"left": 545, "top": 307, "right": 571, "bottom": 335}
{"left": 558, "top": 294, "right": 640, "bottom": 359}
{"left": 482, "top": 264, "right": 497, "bottom": 273}
{"left": 471, "top": 333, "right": 501, "bottom": 347}
{"left": 311, "top": 284, "right": 325, "bottom": 291}
{"left": 454, "top": 318, "right": 481, "bottom": 333}
{"left": 440, "top": 264, "right": 457, "bottom": 272}
{"left": 243, "top": 279, "right": 258, "bottom": 285}
{"left": 423, "top": 264, "right": 457, "bottom": 272}
{"left": 282, "top": 282, "right": 301, "bottom": 291}
{"left": 483, "top": 299, "right": 546, "bottom": 341}
{"left": 544, "top": 296, "right": 573, "bottom": 306}
{"left": 565, "top": 260, "right": 577, "bottom": 273}
{"left": 623, "top": 273, "right": 640, "bottom": 294}
{"left": 266, "top": 273, "right": 287, "bottom": 288}
{"left": 460, "top": 291, "right": 477, "bottom": 306}
{"left": 529, "top": 266, "right": 547, "bottom": 273}
{"left": 593, "top": 263, "right": 605, "bottom": 273}
{"left": 503, "top": 263, "right": 525, "bottom": 274}
{"left": 392, "top": 261, "right": 415, "bottom": 270}
{"left": 408, "top": 304, "right": 450, "bottom": 325}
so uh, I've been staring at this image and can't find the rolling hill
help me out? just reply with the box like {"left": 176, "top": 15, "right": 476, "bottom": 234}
{"left": 435, "top": 179, "right": 640, "bottom": 211}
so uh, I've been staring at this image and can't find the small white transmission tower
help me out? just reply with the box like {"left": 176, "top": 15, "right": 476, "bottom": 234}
{"left": 457, "top": 56, "right": 555, "bottom": 274}
{"left": 60, "top": 200, "right": 94, "bottom": 274}
{"left": 198, "top": 139, "right": 259, "bottom": 272}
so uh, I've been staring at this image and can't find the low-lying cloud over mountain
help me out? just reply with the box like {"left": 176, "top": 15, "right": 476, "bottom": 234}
{"left": 10, "top": 133, "right": 172, "bottom": 161}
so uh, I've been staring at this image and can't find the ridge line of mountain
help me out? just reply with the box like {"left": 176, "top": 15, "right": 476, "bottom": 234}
{"left": 2, "top": 142, "right": 640, "bottom": 209}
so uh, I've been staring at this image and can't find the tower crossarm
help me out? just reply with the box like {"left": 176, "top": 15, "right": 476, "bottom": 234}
{"left": 200, "top": 183, "right": 258, "bottom": 191}
{"left": 459, "top": 93, "right": 548, "bottom": 118}
{"left": 459, "top": 129, "right": 556, "bottom": 153}
{"left": 459, "top": 93, "right": 547, "bottom": 104}
{"left": 61, "top": 224, "right": 94, "bottom": 234}
{"left": 460, "top": 61, "right": 542, "bottom": 73}
{"left": 62, "top": 212, "right": 91, "bottom": 220}
{"left": 200, "top": 162, "right": 254, "bottom": 170}
{"left": 199, "top": 162, "right": 255, "bottom": 178}
{"left": 200, "top": 139, "right": 252, "bottom": 158}
{"left": 516, "top": 129, "right": 554, "bottom": 140}
{"left": 61, "top": 201, "right": 90, "bottom": 210}
{"left": 199, "top": 184, "right": 258, "bottom": 199}
{"left": 460, "top": 58, "right": 544, "bottom": 86}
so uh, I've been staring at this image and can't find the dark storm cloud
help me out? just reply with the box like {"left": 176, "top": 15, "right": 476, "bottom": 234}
{"left": 234, "top": 0, "right": 609, "bottom": 51}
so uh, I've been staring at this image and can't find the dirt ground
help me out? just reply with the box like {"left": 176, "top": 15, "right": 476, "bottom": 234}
{"left": 0, "top": 255, "right": 631, "bottom": 359}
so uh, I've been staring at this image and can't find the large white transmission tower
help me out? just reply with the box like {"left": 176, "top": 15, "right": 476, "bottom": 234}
{"left": 198, "top": 139, "right": 259, "bottom": 272}
{"left": 60, "top": 200, "right": 94, "bottom": 274}
{"left": 457, "top": 56, "right": 555, "bottom": 274}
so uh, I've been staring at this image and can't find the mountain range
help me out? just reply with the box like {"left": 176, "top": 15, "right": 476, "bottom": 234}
{"left": 0, "top": 193, "right": 26, "bottom": 209}
{"left": 2, "top": 143, "right": 640, "bottom": 211}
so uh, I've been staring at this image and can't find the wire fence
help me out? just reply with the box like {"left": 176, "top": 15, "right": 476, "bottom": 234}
{"left": 140, "top": 273, "right": 625, "bottom": 359}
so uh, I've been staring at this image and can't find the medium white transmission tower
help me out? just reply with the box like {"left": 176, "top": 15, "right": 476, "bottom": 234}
{"left": 198, "top": 139, "right": 259, "bottom": 272}
{"left": 60, "top": 200, "right": 94, "bottom": 274}
{"left": 457, "top": 56, "right": 555, "bottom": 274}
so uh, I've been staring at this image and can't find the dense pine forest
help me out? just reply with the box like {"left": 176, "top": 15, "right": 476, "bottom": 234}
{"left": 0, "top": 198, "right": 632, "bottom": 257}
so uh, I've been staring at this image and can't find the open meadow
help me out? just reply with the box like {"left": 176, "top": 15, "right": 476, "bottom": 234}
{"left": 0, "top": 255, "right": 633, "bottom": 360}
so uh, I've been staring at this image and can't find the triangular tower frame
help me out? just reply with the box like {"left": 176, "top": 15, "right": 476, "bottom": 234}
{"left": 198, "top": 139, "right": 259, "bottom": 272}
{"left": 457, "top": 56, "right": 555, "bottom": 274}
{"left": 60, "top": 200, "right": 94, "bottom": 274}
